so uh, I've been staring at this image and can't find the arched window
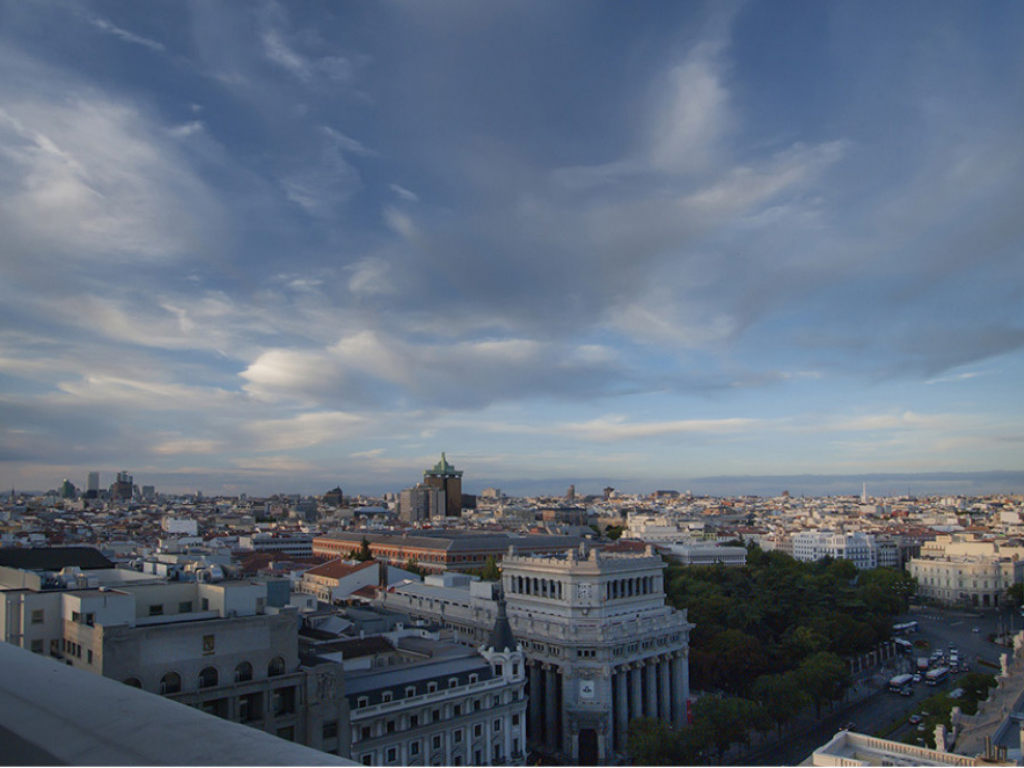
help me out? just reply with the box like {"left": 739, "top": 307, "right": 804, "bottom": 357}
{"left": 269, "top": 656, "right": 286, "bottom": 677}
{"left": 123, "top": 677, "right": 142, "bottom": 688}
{"left": 198, "top": 666, "right": 219, "bottom": 688}
{"left": 160, "top": 671, "right": 182, "bottom": 694}
{"left": 235, "top": 661, "right": 253, "bottom": 683}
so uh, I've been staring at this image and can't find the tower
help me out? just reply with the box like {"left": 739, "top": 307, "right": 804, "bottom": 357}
{"left": 423, "top": 453, "right": 463, "bottom": 517}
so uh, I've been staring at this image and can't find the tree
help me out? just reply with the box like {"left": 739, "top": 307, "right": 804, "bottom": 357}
{"left": 605, "top": 525, "right": 625, "bottom": 540}
{"left": 751, "top": 671, "right": 810, "bottom": 735}
{"left": 1006, "top": 582, "right": 1024, "bottom": 610}
{"left": 479, "top": 555, "right": 501, "bottom": 581}
{"left": 795, "top": 652, "right": 850, "bottom": 717}
{"left": 404, "top": 558, "right": 424, "bottom": 577}
{"left": 626, "top": 717, "right": 680, "bottom": 766}
{"left": 354, "top": 536, "right": 373, "bottom": 562}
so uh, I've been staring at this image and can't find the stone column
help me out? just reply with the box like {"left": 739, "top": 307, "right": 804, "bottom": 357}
{"left": 529, "top": 662, "right": 543, "bottom": 748}
{"left": 658, "top": 658, "right": 671, "bottom": 721}
{"left": 544, "top": 665, "right": 559, "bottom": 753}
{"left": 614, "top": 669, "right": 629, "bottom": 753}
{"left": 645, "top": 660, "right": 658, "bottom": 717}
{"left": 629, "top": 664, "right": 643, "bottom": 722}
{"left": 670, "top": 654, "right": 685, "bottom": 727}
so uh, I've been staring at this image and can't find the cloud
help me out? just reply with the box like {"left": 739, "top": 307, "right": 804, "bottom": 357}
{"left": 86, "top": 16, "right": 166, "bottom": 52}
{"left": 0, "top": 84, "right": 223, "bottom": 264}
{"left": 240, "top": 331, "right": 627, "bottom": 409}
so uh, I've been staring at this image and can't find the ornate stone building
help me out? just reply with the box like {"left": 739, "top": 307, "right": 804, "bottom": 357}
{"left": 380, "top": 543, "right": 693, "bottom": 765}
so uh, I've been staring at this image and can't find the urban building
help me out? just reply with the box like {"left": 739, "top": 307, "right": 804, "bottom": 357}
{"left": 240, "top": 532, "right": 315, "bottom": 558}
{"left": 343, "top": 610, "right": 527, "bottom": 767}
{"left": 399, "top": 484, "right": 446, "bottom": 524}
{"left": 423, "top": 453, "right": 463, "bottom": 518}
{"left": 791, "top": 531, "right": 879, "bottom": 569}
{"left": 380, "top": 544, "right": 693, "bottom": 765}
{"left": 112, "top": 471, "right": 134, "bottom": 501}
{"left": 312, "top": 532, "right": 584, "bottom": 574}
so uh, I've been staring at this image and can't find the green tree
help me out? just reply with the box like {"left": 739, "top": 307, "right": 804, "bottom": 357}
{"left": 354, "top": 536, "right": 373, "bottom": 562}
{"left": 479, "top": 555, "right": 501, "bottom": 581}
{"left": 626, "top": 717, "right": 680, "bottom": 765}
{"left": 404, "top": 558, "right": 424, "bottom": 577}
{"left": 795, "top": 652, "right": 850, "bottom": 717}
{"left": 751, "top": 671, "right": 810, "bottom": 735}
{"left": 1007, "top": 582, "right": 1024, "bottom": 610}
{"left": 605, "top": 525, "right": 625, "bottom": 540}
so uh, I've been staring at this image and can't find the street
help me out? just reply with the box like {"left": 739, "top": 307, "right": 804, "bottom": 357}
{"left": 746, "top": 605, "right": 1018, "bottom": 765}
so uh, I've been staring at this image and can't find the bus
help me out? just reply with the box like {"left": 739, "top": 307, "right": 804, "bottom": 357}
{"left": 894, "top": 638, "right": 913, "bottom": 653}
{"left": 926, "top": 667, "right": 949, "bottom": 686}
{"left": 888, "top": 674, "right": 913, "bottom": 692}
{"left": 893, "top": 621, "right": 919, "bottom": 635}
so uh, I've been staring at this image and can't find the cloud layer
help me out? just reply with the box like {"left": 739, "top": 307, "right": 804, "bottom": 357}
{"left": 1, "top": 1, "right": 1022, "bottom": 495}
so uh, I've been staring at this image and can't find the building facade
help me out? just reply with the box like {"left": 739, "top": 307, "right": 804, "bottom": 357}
{"left": 380, "top": 544, "right": 693, "bottom": 765}
{"left": 423, "top": 453, "right": 463, "bottom": 518}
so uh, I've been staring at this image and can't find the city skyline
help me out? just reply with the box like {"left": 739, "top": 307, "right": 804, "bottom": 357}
{"left": 1, "top": 2, "right": 1023, "bottom": 497}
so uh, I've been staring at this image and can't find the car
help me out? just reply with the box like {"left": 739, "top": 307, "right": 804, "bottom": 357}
{"left": 973, "top": 627, "right": 981, "bottom": 633}
{"left": 909, "top": 715, "right": 923, "bottom": 724}
{"left": 913, "top": 674, "right": 922, "bottom": 682}
{"left": 917, "top": 723, "right": 927, "bottom": 732}
{"left": 900, "top": 687, "right": 913, "bottom": 697}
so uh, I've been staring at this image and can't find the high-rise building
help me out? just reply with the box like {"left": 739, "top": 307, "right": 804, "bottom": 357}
{"left": 60, "top": 479, "right": 75, "bottom": 499}
{"left": 423, "top": 453, "right": 463, "bottom": 517}
{"left": 398, "top": 483, "right": 446, "bottom": 523}
{"left": 87, "top": 472, "right": 99, "bottom": 493}
{"left": 112, "top": 471, "right": 133, "bottom": 501}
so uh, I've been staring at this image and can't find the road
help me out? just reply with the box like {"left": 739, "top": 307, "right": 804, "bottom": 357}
{"left": 746, "top": 605, "right": 1017, "bottom": 766}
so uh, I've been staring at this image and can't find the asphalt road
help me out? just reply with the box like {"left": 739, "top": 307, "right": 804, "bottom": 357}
{"left": 747, "top": 605, "right": 1020, "bottom": 766}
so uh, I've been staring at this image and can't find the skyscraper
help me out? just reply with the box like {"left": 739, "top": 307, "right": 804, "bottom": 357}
{"left": 423, "top": 453, "right": 463, "bottom": 517}
{"left": 87, "top": 472, "right": 99, "bottom": 493}
{"left": 112, "top": 471, "right": 133, "bottom": 501}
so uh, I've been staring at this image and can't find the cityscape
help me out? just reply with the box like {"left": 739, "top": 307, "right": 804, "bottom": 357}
{"left": 2, "top": 1, "right": 1024, "bottom": 767}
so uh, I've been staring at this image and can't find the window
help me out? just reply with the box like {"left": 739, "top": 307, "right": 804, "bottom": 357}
{"left": 276, "top": 726, "right": 294, "bottom": 742}
{"left": 410, "top": 741, "right": 420, "bottom": 756}
{"left": 492, "top": 695, "right": 500, "bottom": 707}
{"left": 448, "top": 678, "right": 458, "bottom": 689}
{"left": 148, "top": 604, "right": 163, "bottom": 616}
{"left": 161, "top": 672, "right": 182, "bottom": 694}
{"left": 361, "top": 755, "right": 373, "bottom": 766}
{"left": 512, "top": 714, "right": 520, "bottom": 726}
{"left": 493, "top": 719, "right": 501, "bottom": 732}
{"left": 386, "top": 747, "right": 397, "bottom": 763}
{"left": 87, "top": 649, "right": 93, "bottom": 665}
{"left": 235, "top": 661, "right": 253, "bottom": 683}
{"left": 85, "top": 613, "right": 94, "bottom": 626}
{"left": 410, "top": 714, "right": 418, "bottom": 728}
{"left": 31, "top": 639, "right": 43, "bottom": 654}
{"left": 178, "top": 601, "right": 193, "bottom": 613}
{"left": 268, "top": 657, "right": 285, "bottom": 677}
{"left": 427, "top": 682, "right": 438, "bottom": 693}
{"left": 273, "top": 687, "right": 296, "bottom": 715}
{"left": 382, "top": 690, "right": 393, "bottom": 703}
{"left": 201, "top": 598, "right": 210, "bottom": 611}
{"left": 31, "top": 609, "right": 44, "bottom": 624}
{"left": 406, "top": 686, "right": 417, "bottom": 698}
{"left": 239, "top": 692, "right": 262, "bottom": 722}
{"left": 386, "top": 720, "right": 396, "bottom": 734}
{"left": 454, "top": 729, "right": 463, "bottom": 744}
{"left": 357, "top": 696, "right": 369, "bottom": 709}
{"left": 72, "top": 611, "right": 81, "bottom": 623}
{"left": 323, "top": 721, "right": 338, "bottom": 740}
{"left": 494, "top": 664, "right": 503, "bottom": 677}
{"left": 468, "top": 673, "right": 478, "bottom": 684}
{"left": 432, "top": 735, "right": 442, "bottom": 750}
{"left": 473, "top": 724, "right": 482, "bottom": 738}
{"left": 453, "top": 704, "right": 461, "bottom": 717}
{"left": 198, "top": 666, "right": 219, "bottom": 688}
{"left": 361, "top": 726, "right": 371, "bottom": 741}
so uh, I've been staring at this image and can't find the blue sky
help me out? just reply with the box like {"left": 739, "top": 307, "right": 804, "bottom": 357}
{"left": 1, "top": 1, "right": 1023, "bottom": 497}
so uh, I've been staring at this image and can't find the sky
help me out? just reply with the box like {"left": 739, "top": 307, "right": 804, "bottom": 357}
{"left": 1, "top": 1, "right": 1023, "bottom": 498}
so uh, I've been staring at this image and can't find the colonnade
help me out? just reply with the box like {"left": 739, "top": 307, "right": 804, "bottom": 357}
{"left": 610, "top": 652, "right": 687, "bottom": 754}
{"left": 524, "top": 652, "right": 688, "bottom": 759}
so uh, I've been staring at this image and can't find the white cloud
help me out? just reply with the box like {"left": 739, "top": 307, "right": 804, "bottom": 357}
{"left": 242, "top": 411, "right": 368, "bottom": 451}
{"left": 389, "top": 183, "right": 419, "bottom": 202}
{"left": 87, "top": 16, "right": 166, "bottom": 52}
{"left": 0, "top": 94, "right": 222, "bottom": 262}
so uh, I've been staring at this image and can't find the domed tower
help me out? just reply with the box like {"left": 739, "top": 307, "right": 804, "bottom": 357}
{"left": 481, "top": 591, "right": 525, "bottom": 683}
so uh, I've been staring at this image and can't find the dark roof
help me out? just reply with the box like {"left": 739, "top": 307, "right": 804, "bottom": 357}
{"left": 0, "top": 547, "right": 115, "bottom": 571}
{"left": 485, "top": 595, "right": 517, "bottom": 653}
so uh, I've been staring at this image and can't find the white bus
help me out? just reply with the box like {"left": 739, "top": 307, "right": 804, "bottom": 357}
{"left": 889, "top": 673, "right": 914, "bottom": 692}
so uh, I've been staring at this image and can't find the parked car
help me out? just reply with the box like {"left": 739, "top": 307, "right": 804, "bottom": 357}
{"left": 909, "top": 714, "right": 923, "bottom": 724}
{"left": 900, "top": 686, "right": 913, "bottom": 697}
{"left": 913, "top": 674, "right": 922, "bottom": 683}
{"left": 973, "top": 627, "right": 981, "bottom": 633}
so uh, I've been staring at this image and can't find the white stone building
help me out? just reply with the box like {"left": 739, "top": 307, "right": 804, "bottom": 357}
{"left": 379, "top": 543, "right": 693, "bottom": 765}
{"left": 791, "top": 531, "right": 879, "bottom": 569}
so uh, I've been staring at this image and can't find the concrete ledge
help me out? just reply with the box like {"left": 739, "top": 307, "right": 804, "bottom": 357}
{"left": 0, "top": 643, "right": 355, "bottom": 766}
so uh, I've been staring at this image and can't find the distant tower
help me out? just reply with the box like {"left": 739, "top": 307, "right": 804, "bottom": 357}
{"left": 87, "top": 472, "right": 100, "bottom": 493}
{"left": 112, "top": 471, "right": 133, "bottom": 501}
{"left": 424, "top": 453, "right": 463, "bottom": 517}
{"left": 567, "top": 484, "right": 576, "bottom": 502}
{"left": 603, "top": 486, "right": 614, "bottom": 501}
{"left": 862, "top": 482, "right": 868, "bottom": 504}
